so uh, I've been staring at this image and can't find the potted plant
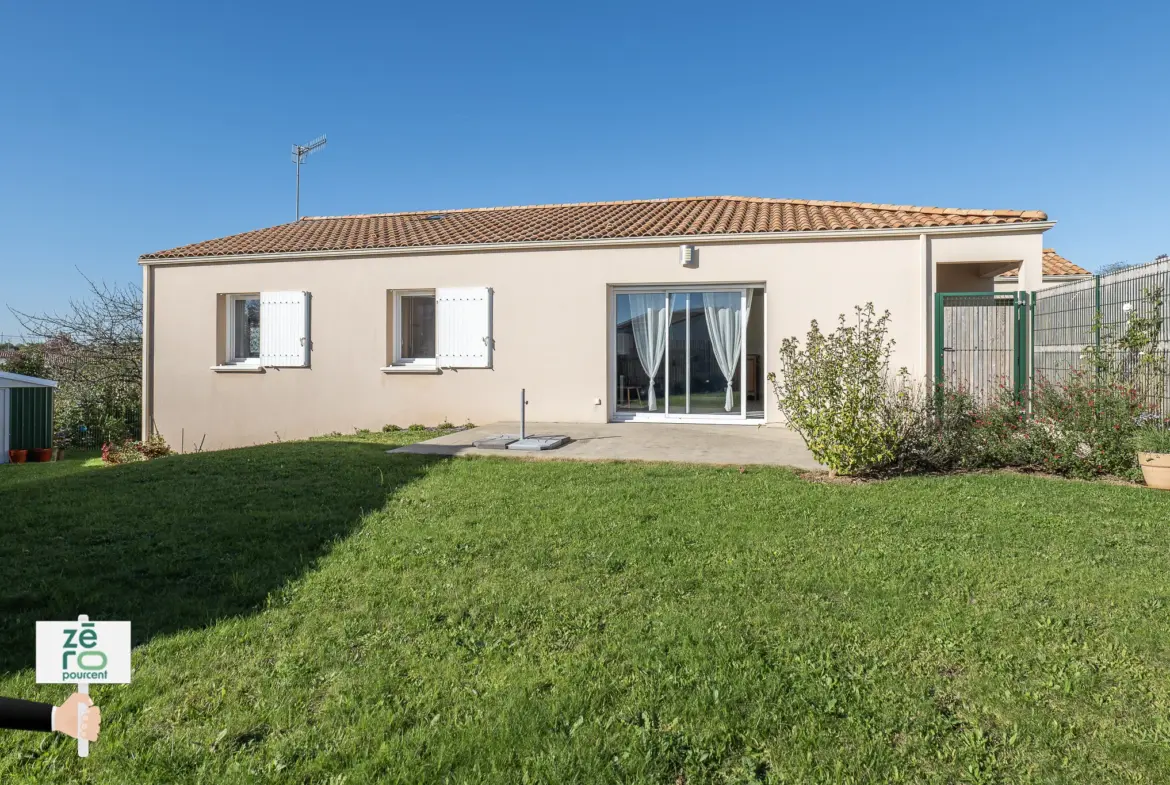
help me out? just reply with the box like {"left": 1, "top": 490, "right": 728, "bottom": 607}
{"left": 53, "top": 429, "right": 68, "bottom": 461}
{"left": 30, "top": 447, "right": 54, "bottom": 462}
{"left": 1135, "top": 429, "right": 1170, "bottom": 490}
{"left": 8, "top": 449, "right": 28, "bottom": 464}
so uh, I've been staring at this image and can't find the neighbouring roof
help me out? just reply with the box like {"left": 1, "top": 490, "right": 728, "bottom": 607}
{"left": 999, "top": 249, "right": 1091, "bottom": 279}
{"left": 140, "top": 196, "right": 1049, "bottom": 260}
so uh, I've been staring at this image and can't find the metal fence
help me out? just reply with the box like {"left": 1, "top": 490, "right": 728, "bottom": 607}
{"left": 1033, "top": 256, "right": 1170, "bottom": 419}
{"left": 56, "top": 421, "right": 143, "bottom": 450}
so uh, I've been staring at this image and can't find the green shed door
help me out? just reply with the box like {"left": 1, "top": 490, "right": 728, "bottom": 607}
{"left": 9, "top": 386, "right": 54, "bottom": 451}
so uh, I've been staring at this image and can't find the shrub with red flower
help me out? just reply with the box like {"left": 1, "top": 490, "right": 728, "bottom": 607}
{"left": 101, "top": 434, "right": 172, "bottom": 465}
{"left": 891, "top": 372, "right": 1154, "bottom": 481}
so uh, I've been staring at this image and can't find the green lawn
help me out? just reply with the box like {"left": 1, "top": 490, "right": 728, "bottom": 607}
{"left": 1, "top": 432, "right": 1169, "bottom": 783}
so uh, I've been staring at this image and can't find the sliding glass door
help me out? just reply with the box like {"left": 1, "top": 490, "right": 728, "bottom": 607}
{"left": 614, "top": 287, "right": 754, "bottom": 422}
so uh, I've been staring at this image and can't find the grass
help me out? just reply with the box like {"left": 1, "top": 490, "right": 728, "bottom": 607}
{"left": 1, "top": 431, "right": 1169, "bottom": 783}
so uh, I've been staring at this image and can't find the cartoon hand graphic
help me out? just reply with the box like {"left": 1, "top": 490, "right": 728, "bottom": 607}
{"left": 53, "top": 692, "right": 100, "bottom": 743}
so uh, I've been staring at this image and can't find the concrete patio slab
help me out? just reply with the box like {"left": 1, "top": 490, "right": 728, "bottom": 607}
{"left": 389, "top": 422, "right": 821, "bottom": 470}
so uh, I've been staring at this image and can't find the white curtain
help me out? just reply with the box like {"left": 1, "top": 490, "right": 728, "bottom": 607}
{"left": 628, "top": 293, "right": 668, "bottom": 411}
{"left": 704, "top": 290, "right": 753, "bottom": 411}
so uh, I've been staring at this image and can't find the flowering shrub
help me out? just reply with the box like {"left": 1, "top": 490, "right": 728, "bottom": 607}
{"left": 891, "top": 383, "right": 993, "bottom": 473}
{"left": 1025, "top": 374, "right": 1150, "bottom": 480}
{"left": 770, "top": 304, "right": 902, "bottom": 475}
{"left": 890, "top": 374, "right": 1153, "bottom": 480}
{"left": 102, "top": 434, "right": 172, "bottom": 465}
{"left": 775, "top": 294, "right": 1166, "bottom": 481}
{"left": 102, "top": 441, "right": 144, "bottom": 465}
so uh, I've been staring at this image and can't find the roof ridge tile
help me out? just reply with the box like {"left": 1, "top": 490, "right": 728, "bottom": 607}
{"left": 298, "top": 195, "right": 1045, "bottom": 222}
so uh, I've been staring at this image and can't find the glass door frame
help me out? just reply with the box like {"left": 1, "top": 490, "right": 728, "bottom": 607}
{"left": 610, "top": 284, "right": 754, "bottom": 424}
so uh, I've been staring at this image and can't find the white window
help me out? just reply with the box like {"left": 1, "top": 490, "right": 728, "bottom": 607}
{"left": 227, "top": 294, "right": 261, "bottom": 365}
{"left": 220, "top": 291, "right": 310, "bottom": 369}
{"left": 387, "top": 287, "right": 492, "bottom": 370}
{"left": 393, "top": 290, "right": 437, "bottom": 366}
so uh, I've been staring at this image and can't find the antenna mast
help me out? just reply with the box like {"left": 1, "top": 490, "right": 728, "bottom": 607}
{"left": 291, "top": 135, "right": 327, "bottom": 219}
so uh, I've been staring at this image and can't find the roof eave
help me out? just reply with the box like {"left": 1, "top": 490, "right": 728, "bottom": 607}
{"left": 139, "top": 220, "right": 1056, "bottom": 266}
{"left": 996, "top": 273, "right": 1094, "bottom": 281}
{"left": 0, "top": 370, "right": 58, "bottom": 388}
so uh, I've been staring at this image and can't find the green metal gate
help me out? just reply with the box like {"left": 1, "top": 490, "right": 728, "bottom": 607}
{"left": 934, "top": 291, "right": 1028, "bottom": 402}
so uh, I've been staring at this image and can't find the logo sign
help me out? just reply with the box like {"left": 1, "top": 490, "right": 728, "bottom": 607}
{"left": 35, "top": 620, "right": 131, "bottom": 684}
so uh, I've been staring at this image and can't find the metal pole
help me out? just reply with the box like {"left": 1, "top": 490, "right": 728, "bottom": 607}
{"left": 76, "top": 614, "right": 89, "bottom": 758}
{"left": 520, "top": 388, "right": 526, "bottom": 440}
{"left": 684, "top": 293, "right": 691, "bottom": 414}
{"left": 295, "top": 155, "right": 301, "bottom": 220}
{"left": 663, "top": 292, "right": 669, "bottom": 415}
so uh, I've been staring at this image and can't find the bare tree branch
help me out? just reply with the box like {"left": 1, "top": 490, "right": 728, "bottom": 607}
{"left": 8, "top": 270, "right": 142, "bottom": 443}
{"left": 9, "top": 269, "right": 142, "bottom": 387}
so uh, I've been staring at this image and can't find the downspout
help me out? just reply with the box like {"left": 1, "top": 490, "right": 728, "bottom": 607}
{"left": 141, "top": 263, "right": 155, "bottom": 438}
{"left": 919, "top": 233, "right": 931, "bottom": 382}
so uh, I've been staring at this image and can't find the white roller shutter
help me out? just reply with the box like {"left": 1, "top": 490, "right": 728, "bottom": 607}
{"left": 436, "top": 287, "right": 492, "bottom": 368}
{"left": 260, "top": 291, "right": 311, "bottom": 367}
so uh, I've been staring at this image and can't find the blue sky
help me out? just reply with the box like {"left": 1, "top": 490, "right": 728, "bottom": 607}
{"left": 1, "top": 1, "right": 1167, "bottom": 337}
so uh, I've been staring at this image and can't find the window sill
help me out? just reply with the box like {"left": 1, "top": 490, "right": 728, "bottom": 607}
{"left": 211, "top": 364, "right": 265, "bottom": 373}
{"left": 380, "top": 365, "right": 440, "bottom": 374}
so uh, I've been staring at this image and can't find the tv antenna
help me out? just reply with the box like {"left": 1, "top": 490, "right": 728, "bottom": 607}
{"left": 291, "top": 135, "right": 327, "bottom": 219}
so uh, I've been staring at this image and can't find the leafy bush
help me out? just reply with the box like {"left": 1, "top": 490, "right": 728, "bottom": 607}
{"left": 407, "top": 424, "right": 428, "bottom": 432}
{"left": 1025, "top": 374, "right": 1149, "bottom": 479}
{"left": 774, "top": 294, "right": 1167, "bottom": 481}
{"left": 1135, "top": 428, "right": 1170, "bottom": 454}
{"left": 138, "top": 434, "right": 172, "bottom": 460}
{"left": 891, "top": 383, "right": 992, "bottom": 473}
{"left": 381, "top": 424, "right": 402, "bottom": 432}
{"left": 53, "top": 369, "right": 140, "bottom": 448}
{"left": 889, "top": 374, "right": 1154, "bottom": 480}
{"left": 3, "top": 344, "right": 47, "bottom": 378}
{"left": 770, "top": 303, "right": 901, "bottom": 475}
{"left": 437, "top": 420, "right": 455, "bottom": 430}
{"left": 102, "top": 434, "right": 171, "bottom": 465}
{"left": 890, "top": 376, "right": 1151, "bottom": 480}
{"left": 102, "top": 441, "right": 145, "bottom": 465}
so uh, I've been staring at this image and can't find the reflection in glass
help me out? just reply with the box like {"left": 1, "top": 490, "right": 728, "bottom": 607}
{"left": 615, "top": 289, "right": 756, "bottom": 417}
{"left": 615, "top": 293, "right": 666, "bottom": 412}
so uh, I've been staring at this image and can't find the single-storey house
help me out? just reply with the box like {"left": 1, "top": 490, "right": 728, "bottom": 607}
{"left": 139, "top": 196, "right": 1053, "bottom": 450}
{"left": 994, "top": 248, "right": 1091, "bottom": 291}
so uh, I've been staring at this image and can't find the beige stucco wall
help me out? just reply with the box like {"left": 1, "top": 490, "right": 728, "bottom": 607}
{"left": 146, "top": 230, "right": 1046, "bottom": 450}
{"left": 994, "top": 275, "right": 1092, "bottom": 293}
{"left": 935, "top": 264, "right": 995, "bottom": 294}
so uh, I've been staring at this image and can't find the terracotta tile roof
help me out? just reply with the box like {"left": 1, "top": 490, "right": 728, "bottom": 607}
{"left": 140, "top": 195, "right": 1049, "bottom": 260}
{"left": 999, "top": 249, "right": 1091, "bottom": 278}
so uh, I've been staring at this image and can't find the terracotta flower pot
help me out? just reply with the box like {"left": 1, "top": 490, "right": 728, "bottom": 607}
{"left": 8, "top": 449, "right": 27, "bottom": 464}
{"left": 56, "top": 447, "right": 65, "bottom": 461}
{"left": 1138, "top": 452, "right": 1170, "bottom": 490}
{"left": 30, "top": 448, "right": 54, "bottom": 462}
